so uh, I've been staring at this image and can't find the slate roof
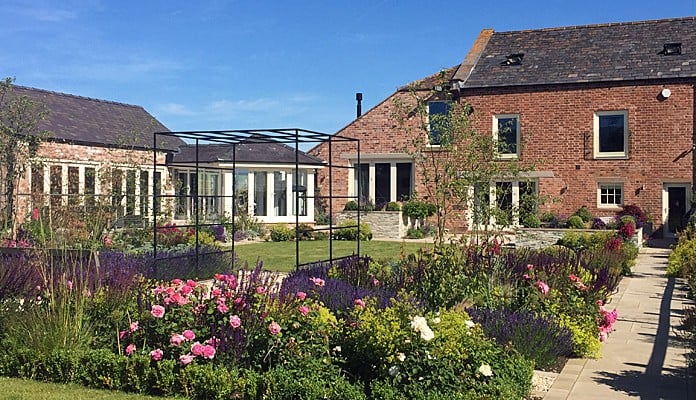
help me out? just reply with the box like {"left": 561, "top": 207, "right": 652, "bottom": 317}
{"left": 171, "top": 142, "right": 324, "bottom": 166}
{"left": 454, "top": 17, "right": 696, "bottom": 88}
{"left": 10, "top": 86, "right": 184, "bottom": 151}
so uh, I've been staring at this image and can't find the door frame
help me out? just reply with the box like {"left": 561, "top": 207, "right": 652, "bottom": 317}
{"left": 663, "top": 183, "right": 691, "bottom": 238}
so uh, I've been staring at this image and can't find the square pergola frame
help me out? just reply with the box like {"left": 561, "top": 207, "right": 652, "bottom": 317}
{"left": 151, "top": 128, "right": 363, "bottom": 276}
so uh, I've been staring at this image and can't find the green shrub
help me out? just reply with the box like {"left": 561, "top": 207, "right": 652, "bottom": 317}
{"left": 402, "top": 201, "right": 436, "bottom": 220}
{"left": 573, "top": 206, "right": 593, "bottom": 223}
{"left": 406, "top": 228, "right": 425, "bottom": 239}
{"left": 344, "top": 201, "right": 359, "bottom": 211}
{"left": 186, "top": 229, "right": 218, "bottom": 248}
{"left": 540, "top": 212, "right": 557, "bottom": 223}
{"left": 521, "top": 214, "right": 541, "bottom": 228}
{"left": 667, "top": 233, "right": 696, "bottom": 277}
{"left": 269, "top": 224, "right": 294, "bottom": 242}
{"left": 555, "top": 313, "right": 601, "bottom": 358}
{"left": 567, "top": 215, "right": 585, "bottom": 229}
{"left": 386, "top": 201, "right": 401, "bottom": 211}
{"left": 333, "top": 220, "right": 372, "bottom": 241}
{"left": 294, "top": 223, "right": 314, "bottom": 240}
{"left": 179, "top": 363, "right": 256, "bottom": 400}
{"left": 258, "top": 363, "right": 366, "bottom": 400}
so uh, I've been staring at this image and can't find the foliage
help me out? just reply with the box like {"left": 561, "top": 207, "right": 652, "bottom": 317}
{"left": 572, "top": 206, "right": 593, "bottom": 223}
{"left": 385, "top": 201, "right": 401, "bottom": 211}
{"left": 591, "top": 218, "right": 607, "bottom": 230}
{"left": 392, "top": 76, "right": 534, "bottom": 246}
{"left": 401, "top": 200, "right": 437, "bottom": 220}
{"left": 333, "top": 219, "right": 372, "bottom": 241}
{"left": 567, "top": 215, "right": 585, "bottom": 229}
{"left": 344, "top": 200, "right": 359, "bottom": 211}
{"left": 0, "top": 77, "right": 50, "bottom": 233}
{"left": 667, "top": 224, "right": 696, "bottom": 277}
{"left": 269, "top": 224, "right": 293, "bottom": 242}
{"left": 616, "top": 204, "right": 647, "bottom": 228}
{"left": 467, "top": 307, "right": 573, "bottom": 370}
{"left": 521, "top": 214, "right": 541, "bottom": 228}
{"left": 294, "top": 223, "right": 314, "bottom": 240}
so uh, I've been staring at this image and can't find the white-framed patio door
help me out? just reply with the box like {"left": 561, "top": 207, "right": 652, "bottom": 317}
{"left": 663, "top": 183, "right": 690, "bottom": 238}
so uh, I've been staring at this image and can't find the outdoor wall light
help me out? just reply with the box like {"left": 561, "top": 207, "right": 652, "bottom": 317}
{"left": 658, "top": 88, "right": 671, "bottom": 101}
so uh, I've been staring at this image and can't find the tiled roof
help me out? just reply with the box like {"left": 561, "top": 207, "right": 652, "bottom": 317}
{"left": 171, "top": 142, "right": 324, "bottom": 166}
{"left": 455, "top": 17, "right": 696, "bottom": 88}
{"left": 10, "top": 86, "right": 183, "bottom": 150}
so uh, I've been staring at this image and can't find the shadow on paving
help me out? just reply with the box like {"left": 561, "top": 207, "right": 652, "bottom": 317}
{"left": 592, "top": 276, "right": 695, "bottom": 399}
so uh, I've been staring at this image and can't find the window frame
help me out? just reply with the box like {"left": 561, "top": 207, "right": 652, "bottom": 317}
{"left": 593, "top": 111, "right": 629, "bottom": 159}
{"left": 493, "top": 114, "right": 520, "bottom": 159}
{"left": 597, "top": 183, "right": 624, "bottom": 209}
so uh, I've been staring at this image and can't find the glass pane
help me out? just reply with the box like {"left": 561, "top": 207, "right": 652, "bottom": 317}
{"left": 234, "top": 168, "right": 248, "bottom": 215}
{"left": 497, "top": 117, "right": 518, "bottom": 154}
{"left": 175, "top": 171, "right": 188, "bottom": 219}
{"left": 396, "top": 163, "right": 412, "bottom": 201}
{"left": 126, "top": 170, "right": 136, "bottom": 216}
{"left": 50, "top": 166, "right": 62, "bottom": 209}
{"left": 140, "top": 171, "right": 149, "bottom": 217}
{"left": 472, "top": 183, "right": 490, "bottom": 226}
{"left": 31, "top": 166, "right": 44, "bottom": 205}
{"left": 274, "top": 171, "right": 287, "bottom": 216}
{"left": 112, "top": 169, "right": 123, "bottom": 218}
{"left": 495, "top": 182, "right": 513, "bottom": 225}
{"left": 375, "top": 163, "right": 391, "bottom": 206}
{"left": 599, "top": 114, "right": 625, "bottom": 153}
{"left": 353, "top": 163, "right": 369, "bottom": 203}
{"left": 85, "top": 168, "right": 95, "bottom": 212}
{"left": 428, "top": 101, "right": 450, "bottom": 145}
{"left": 254, "top": 172, "right": 267, "bottom": 216}
{"left": 153, "top": 171, "right": 162, "bottom": 215}
{"left": 292, "top": 170, "right": 307, "bottom": 216}
{"left": 67, "top": 167, "right": 79, "bottom": 206}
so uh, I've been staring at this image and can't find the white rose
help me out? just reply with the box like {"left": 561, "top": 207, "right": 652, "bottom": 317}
{"left": 478, "top": 364, "right": 493, "bottom": 377}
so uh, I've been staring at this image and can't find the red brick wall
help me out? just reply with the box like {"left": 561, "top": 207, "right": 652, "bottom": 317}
{"left": 311, "top": 80, "right": 696, "bottom": 232}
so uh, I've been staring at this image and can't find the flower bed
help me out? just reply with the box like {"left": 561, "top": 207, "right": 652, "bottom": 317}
{"left": 0, "top": 232, "right": 634, "bottom": 399}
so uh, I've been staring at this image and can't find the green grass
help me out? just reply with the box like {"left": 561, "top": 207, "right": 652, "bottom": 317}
{"left": 231, "top": 240, "right": 434, "bottom": 272}
{"left": 0, "top": 377, "right": 183, "bottom": 400}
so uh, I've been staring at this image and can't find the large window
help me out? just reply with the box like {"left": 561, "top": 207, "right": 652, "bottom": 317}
{"left": 352, "top": 161, "right": 413, "bottom": 205}
{"left": 594, "top": 111, "right": 628, "bottom": 158}
{"left": 292, "top": 170, "right": 308, "bottom": 216}
{"left": 274, "top": 171, "right": 287, "bottom": 216}
{"left": 254, "top": 172, "right": 267, "bottom": 216}
{"left": 469, "top": 180, "right": 537, "bottom": 227}
{"left": 50, "top": 165, "right": 63, "bottom": 209}
{"left": 598, "top": 183, "right": 623, "bottom": 208}
{"left": 494, "top": 114, "right": 520, "bottom": 158}
{"left": 234, "top": 168, "right": 249, "bottom": 215}
{"left": 428, "top": 101, "right": 451, "bottom": 145}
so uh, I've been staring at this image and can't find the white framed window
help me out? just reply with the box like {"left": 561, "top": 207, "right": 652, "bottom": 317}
{"left": 428, "top": 101, "right": 451, "bottom": 146}
{"left": 598, "top": 183, "right": 623, "bottom": 208}
{"left": 594, "top": 111, "right": 628, "bottom": 159}
{"left": 350, "top": 161, "right": 413, "bottom": 206}
{"left": 493, "top": 114, "right": 520, "bottom": 159}
{"left": 467, "top": 179, "right": 537, "bottom": 227}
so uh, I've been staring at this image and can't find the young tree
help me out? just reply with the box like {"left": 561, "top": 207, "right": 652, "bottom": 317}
{"left": 0, "top": 77, "right": 49, "bottom": 234}
{"left": 392, "top": 71, "right": 534, "bottom": 246}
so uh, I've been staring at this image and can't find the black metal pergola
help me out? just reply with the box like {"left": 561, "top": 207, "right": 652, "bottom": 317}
{"left": 151, "top": 128, "right": 362, "bottom": 275}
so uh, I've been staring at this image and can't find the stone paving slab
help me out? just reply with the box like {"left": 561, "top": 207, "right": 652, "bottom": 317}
{"left": 544, "top": 244, "right": 695, "bottom": 399}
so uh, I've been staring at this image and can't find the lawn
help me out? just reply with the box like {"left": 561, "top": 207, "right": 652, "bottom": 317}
{"left": 231, "top": 239, "right": 434, "bottom": 272}
{"left": 0, "top": 377, "right": 183, "bottom": 400}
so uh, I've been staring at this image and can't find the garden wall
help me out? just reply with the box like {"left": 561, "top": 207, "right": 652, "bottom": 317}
{"left": 334, "top": 211, "right": 407, "bottom": 239}
{"left": 514, "top": 228, "right": 643, "bottom": 250}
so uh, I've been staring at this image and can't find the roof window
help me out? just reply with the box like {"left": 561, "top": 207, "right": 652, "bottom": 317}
{"left": 659, "top": 43, "right": 682, "bottom": 56}
{"left": 501, "top": 53, "right": 524, "bottom": 66}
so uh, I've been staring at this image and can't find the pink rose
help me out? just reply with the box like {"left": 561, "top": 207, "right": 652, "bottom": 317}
{"left": 119, "top": 330, "right": 128, "bottom": 340}
{"left": 527, "top": 264, "right": 534, "bottom": 271}
{"left": 32, "top": 208, "right": 39, "bottom": 221}
{"left": 182, "top": 329, "right": 196, "bottom": 341}
{"left": 217, "top": 302, "right": 229, "bottom": 314}
{"left": 150, "top": 348, "right": 163, "bottom": 361}
{"left": 125, "top": 343, "right": 136, "bottom": 356}
{"left": 268, "top": 321, "right": 281, "bottom": 335}
{"left": 229, "top": 315, "right": 241, "bottom": 328}
{"left": 180, "top": 285, "right": 193, "bottom": 296}
{"left": 186, "top": 279, "right": 197, "bottom": 288}
{"left": 354, "top": 298, "right": 366, "bottom": 309}
{"left": 256, "top": 286, "right": 266, "bottom": 294}
{"left": 211, "top": 288, "right": 222, "bottom": 298}
{"left": 171, "top": 279, "right": 183, "bottom": 286}
{"left": 66, "top": 280, "right": 73, "bottom": 290}
{"left": 537, "top": 281, "right": 550, "bottom": 295}
{"left": 170, "top": 333, "right": 186, "bottom": 346}
{"left": 296, "top": 291, "right": 307, "bottom": 300}
{"left": 179, "top": 354, "right": 194, "bottom": 365}
{"left": 151, "top": 305, "right": 165, "bottom": 318}
{"left": 191, "top": 342, "right": 204, "bottom": 357}
{"left": 299, "top": 305, "right": 310, "bottom": 316}
{"left": 201, "top": 344, "right": 216, "bottom": 359}
{"left": 310, "top": 277, "right": 325, "bottom": 287}
{"left": 129, "top": 321, "right": 139, "bottom": 333}
{"left": 523, "top": 274, "right": 530, "bottom": 280}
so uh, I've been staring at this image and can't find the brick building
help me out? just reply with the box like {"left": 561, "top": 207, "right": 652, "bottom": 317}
{"left": 310, "top": 17, "right": 696, "bottom": 237}
{"left": 5, "top": 86, "right": 322, "bottom": 229}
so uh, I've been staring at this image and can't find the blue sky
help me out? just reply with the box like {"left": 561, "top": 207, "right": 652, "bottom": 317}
{"left": 1, "top": 0, "right": 694, "bottom": 136}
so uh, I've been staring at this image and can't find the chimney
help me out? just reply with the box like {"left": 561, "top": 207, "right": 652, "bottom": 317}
{"left": 356, "top": 92, "right": 363, "bottom": 118}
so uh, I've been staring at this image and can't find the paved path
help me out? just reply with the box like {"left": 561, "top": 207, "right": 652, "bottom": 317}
{"left": 545, "top": 244, "right": 695, "bottom": 399}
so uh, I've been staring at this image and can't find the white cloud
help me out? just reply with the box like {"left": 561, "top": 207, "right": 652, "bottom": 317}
{"left": 158, "top": 103, "right": 196, "bottom": 116}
